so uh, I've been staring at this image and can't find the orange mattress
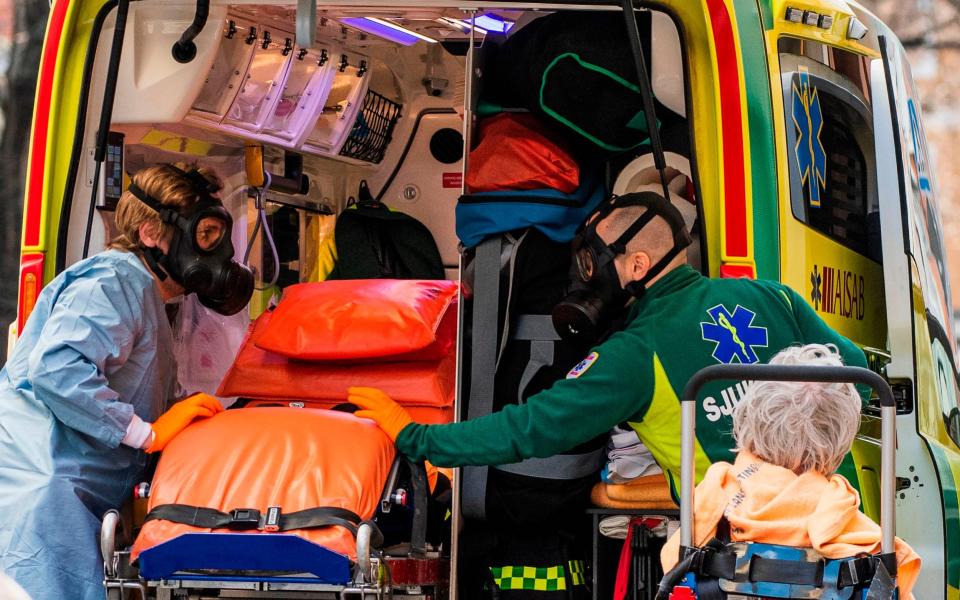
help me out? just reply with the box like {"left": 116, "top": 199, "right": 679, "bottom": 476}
{"left": 131, "top": 408, "right": 395, "bottom": 561}
{"left": 217, "top": 312, "right": 455, "bottom": 420}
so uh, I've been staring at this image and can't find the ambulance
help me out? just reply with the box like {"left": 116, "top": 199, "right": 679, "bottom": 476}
{"left": 9, "top": 0, "right": 960, "bottom": 597}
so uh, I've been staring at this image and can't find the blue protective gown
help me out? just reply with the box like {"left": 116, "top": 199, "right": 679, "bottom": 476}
{"left": 0, "top": 249, "right": 176, "bottom": 600}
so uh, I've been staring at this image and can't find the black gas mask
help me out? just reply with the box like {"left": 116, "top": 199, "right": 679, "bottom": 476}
{"left": 552, "top": 192, "right": 692, "bottom": 342}
{"left": 128, "top": 165, "right": 254, "bottom": 316}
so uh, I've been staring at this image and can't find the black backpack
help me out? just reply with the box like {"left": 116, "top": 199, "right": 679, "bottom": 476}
{"left": 461, "top": 228, "right": 606, "bottom": 527}
{"left": 459, "top": 229, "right": 602, "bottom": 600}
{"left": 328, "top": 181, "right": 445, "bottom": 280}
{"left": 484, "top": 11, "right": 656, "bottom": 155}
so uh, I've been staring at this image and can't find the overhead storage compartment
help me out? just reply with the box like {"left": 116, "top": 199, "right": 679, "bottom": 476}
{"left": 189, "top": 20, "right": 256, "bottom": 121}
{"left": 262, "top": 46, "right": 337, "bottom": 143}
{"left": 221, "top": 28, "right": 295, "bottom": 131}
{"left": 107, "top": 3, "right": 229, "bottom": 124}
{"left": 183, "top": 16, "right": 387, "bottom": 163}
{"left": 301, "top": 53, "right": 370, "bottom": 155}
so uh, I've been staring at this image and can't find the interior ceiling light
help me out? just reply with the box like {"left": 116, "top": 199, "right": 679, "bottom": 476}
{"left": 473, "top": 14, "right": 515, "bottom": 33}
{"left": 435, "top": 17, "right": 488, "bottom": 35}
{"left": 340, "top": 17, "right": 438, "bottom": 45}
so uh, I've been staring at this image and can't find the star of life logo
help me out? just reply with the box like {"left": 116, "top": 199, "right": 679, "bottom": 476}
{"left": 793, "top": 68, "right": 827, "bottom": 208}
{"left": 567, "top": 351, "right": 599, "bottom": 379}
{"left": 700, "top": 304, "right": 768, "bottom": 364}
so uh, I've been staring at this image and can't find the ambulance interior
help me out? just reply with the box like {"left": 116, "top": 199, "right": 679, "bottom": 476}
{"left": 76, "top": 3, "right": 700, "bottom": 598}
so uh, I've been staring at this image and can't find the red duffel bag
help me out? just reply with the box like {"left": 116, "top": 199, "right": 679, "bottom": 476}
{"left": 466, "top": 113, "right": 580, "bottom": 194}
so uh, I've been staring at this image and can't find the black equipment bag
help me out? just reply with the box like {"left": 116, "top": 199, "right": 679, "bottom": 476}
{"left": 459, "top": 229, "right": 605, "bottom": 600}
{"left": 484, "top": 11, "right": 656, "bottom": 154}
{"left": 461, "top": 228, "right": 606, "bottom": 526}
{"left": 328, "top": 181, "right": 445, "bottom": 280}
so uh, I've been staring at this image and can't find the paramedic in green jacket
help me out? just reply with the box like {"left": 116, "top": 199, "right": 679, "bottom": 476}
{"left": 349, "top": 191, "right": 868, "bottom": 491}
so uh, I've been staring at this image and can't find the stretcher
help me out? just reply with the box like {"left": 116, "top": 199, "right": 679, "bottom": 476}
{"left": 101, "top": 408, "right": 450, "bottom": 600}
{"left": 656, "top": 364, "right": 900, "bottom": 600}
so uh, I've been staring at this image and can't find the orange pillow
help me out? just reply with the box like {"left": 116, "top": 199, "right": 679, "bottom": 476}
{"left": 131, "top": 408, "right": 395, "bottom": 562}
{"left": 255, "top": 279, "right": 459, "bottom": 361}
{"left": 218, "top": 311, "right": 455, "bottom": 411}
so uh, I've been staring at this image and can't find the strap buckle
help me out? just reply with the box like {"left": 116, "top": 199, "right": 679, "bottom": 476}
{"left": 227, "top": 508, "right": 261, "bottom": 531}
{"left": 263, "top": 506, "right": 282, "bottom": 532}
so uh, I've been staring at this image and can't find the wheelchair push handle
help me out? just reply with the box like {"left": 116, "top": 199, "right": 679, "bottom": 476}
{"left": 679, "top": 364, "right": 896, "bottom": 555}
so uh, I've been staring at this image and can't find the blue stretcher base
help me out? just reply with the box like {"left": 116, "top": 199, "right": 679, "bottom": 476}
{"left": 137, "top": 532, "right": 353, "bottom": 584}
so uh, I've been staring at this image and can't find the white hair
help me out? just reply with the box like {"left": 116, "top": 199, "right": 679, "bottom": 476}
{"left": 732, "top": 343, "right": 862, "bottom": 475}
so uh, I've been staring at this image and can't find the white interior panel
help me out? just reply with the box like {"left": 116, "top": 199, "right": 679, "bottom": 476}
{"left": 380, "top": 113, "right": 463, "bottom": 269}
{"left": 651, "top": 10, "right": 685, "bottom": 118}
{"left": 109, "top": 4, "right": 229, "bottom": 123}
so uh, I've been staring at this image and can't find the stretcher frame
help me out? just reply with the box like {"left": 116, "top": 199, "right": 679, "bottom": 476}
{"left": 102, "top": 457, "right": 448, "bottom": 600}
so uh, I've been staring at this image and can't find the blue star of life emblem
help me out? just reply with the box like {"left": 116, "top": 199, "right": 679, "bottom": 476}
{"left": 792, "top": 69, "right": 827, "bottom": 208}
{"left": 700, "top": 304, "right": 769, "bottom": 364}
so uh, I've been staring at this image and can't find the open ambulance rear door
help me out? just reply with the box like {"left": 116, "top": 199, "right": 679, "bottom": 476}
{"left": 872, "top": 25, "right": 960, "bottom": 600}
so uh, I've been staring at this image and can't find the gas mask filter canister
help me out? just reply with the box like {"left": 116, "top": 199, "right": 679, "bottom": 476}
{"left": 128, "top": 165, "right": 255, "bottom": 316}
{"left": 552, "top": 191, "right": 692, "bottom": 342}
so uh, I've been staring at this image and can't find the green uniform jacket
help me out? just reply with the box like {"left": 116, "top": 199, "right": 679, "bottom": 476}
{"left": 397, "top": 265, "right": 868, "bottom": 489}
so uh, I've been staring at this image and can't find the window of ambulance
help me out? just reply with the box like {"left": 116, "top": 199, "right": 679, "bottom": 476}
{"left": 778, "top": 38, "right": 880, "bottom": 263}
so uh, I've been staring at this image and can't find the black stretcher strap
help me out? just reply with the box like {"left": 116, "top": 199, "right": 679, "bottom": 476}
{"left": 698, "top": 550, "right": 736, "bottom": 580}
{"left": 685, "top": 546, "right": 879, "bottom": 590}
{"left": 145, "top": 504, "right": 362, "bottom": 535}
{"left": 749, "top": 554, "right": 824, "bottom": 586}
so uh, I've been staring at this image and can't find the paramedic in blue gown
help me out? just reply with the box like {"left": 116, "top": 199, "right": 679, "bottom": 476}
{"left": 0, "top": 164, "right": 252, "bottom": 600}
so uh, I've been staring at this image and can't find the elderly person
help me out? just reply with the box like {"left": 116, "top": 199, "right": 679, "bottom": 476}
{"left": 660, "top": 344, "right": 921, "bottom": 598}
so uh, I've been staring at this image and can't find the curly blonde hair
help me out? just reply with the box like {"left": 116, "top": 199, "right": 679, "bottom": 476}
{"left": 732, "top": 344, "right": 863, "bottom": 475}
{"left": 109, "top": 163, "right": 222, "bottom": 252}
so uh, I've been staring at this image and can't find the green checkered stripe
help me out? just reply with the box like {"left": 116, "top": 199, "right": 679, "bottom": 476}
{"left": 489, "top": 561, "right": 586, "bottom": 591}
{"left": 490, "top": 565, "right": 568, "bottom": 591}
{"left": 567, "top": 560, "right": 585, "bottom": 586}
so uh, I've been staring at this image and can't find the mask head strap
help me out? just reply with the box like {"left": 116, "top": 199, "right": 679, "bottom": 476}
{"left": 598, "top": 191, "right": 693, "bottom": 296}
{"left": 606, "top": 198, "right": 660, "bottom": 254}
{"left": 127, "top": 182, "right": 184, "bottom": 226}
{"left": 126, "top": 181, "right": 178, "bottom": 282}
{"left": 164, "top": 163, "right": 219, "bottom": 195}
{"left": 140, "top": 246, "right": 168, "bottom": 281}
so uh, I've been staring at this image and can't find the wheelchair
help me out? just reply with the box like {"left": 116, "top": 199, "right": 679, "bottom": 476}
{"left": 656, "top": 363, "right": 900, "bottom": 600}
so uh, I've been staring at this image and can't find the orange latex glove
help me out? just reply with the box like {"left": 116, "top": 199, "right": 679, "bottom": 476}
{"left": 423, "top": 463, "right": 453, "bottom": 493}
{"left": 348, "top": 386, "right": 414, "bottom": 442}
{"left": 147, "top": 393, "right": 224, "bottom": 453}
{"left": 425, "top": 461, "right": 439, "bottom": 493}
